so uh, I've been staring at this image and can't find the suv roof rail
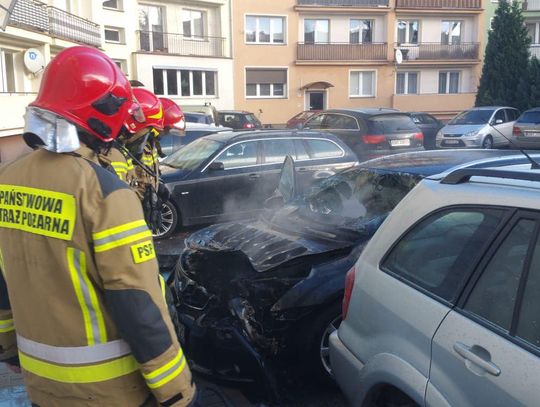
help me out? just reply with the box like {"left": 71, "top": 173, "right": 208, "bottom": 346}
{"left": 441, "top": 168, "right": 540, "bottom": 185}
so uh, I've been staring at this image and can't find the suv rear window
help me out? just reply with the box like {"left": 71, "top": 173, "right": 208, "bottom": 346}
{"left": 368, "top": 115, "right": 417, "bottom": 133}
{"left": 518, "top": 111, "right": 540, "bottom": 124}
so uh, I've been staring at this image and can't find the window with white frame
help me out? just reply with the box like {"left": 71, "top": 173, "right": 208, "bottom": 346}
{"left": 182, "top": 9, "right": 205, "bottom": 38}
{"left": 113, "top": 59, "right": 128, "bottom": 76}
{"left": 104, "top": 26, "right": 124, "bottom": 43}
{"left": 153, "top": 68, "right": 216, "bottom": 97}
{"left": 350, "top": 19, "right": 373, "bottom": 43}
{"left": 0, "top": 50, "right": 15, "bottom": 93}
{"left": 527, "top": 22, "right": 539, "bottom": 44}
{"left": 304, "top": 19, "right": 329, "bottom": 43}
{"left": 103, "top": 0, "right": 122, "bottom": 10}
{"left": 245, "top": 68, "right": 287, "bottom": 98}
{"left": 396, "top": 72, "right": 418, "bottom": 95}
{"left": 438, "top": 71, "right": 460, "bottom": 94}
{"left": 397, "top": 20, "right": 418, "bottom": 44}
{"left": 441, "top": 21, "right": 462, "bottom": 45}
{"left": 245, "top": 15, "right": 285, "bottom": 44}
{"left": 350, "top": 71, "right": 375, "bottom": 97}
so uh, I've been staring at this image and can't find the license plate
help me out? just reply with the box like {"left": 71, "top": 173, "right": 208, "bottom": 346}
{"left": 390, "top": 139, "right": 410, "bottom": 147}
{"left": 443, "top": 139, "right": 460, "bottom": 145}
{"left": 524, "top": 131, "right": 540, "bottom": 137}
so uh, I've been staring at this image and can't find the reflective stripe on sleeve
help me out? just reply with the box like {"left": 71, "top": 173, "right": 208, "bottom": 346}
{"left": 0, "top": 247, "right": 4, "bottom": 276}
{"left": 19, "top": 352, "right": 138, "bottom": 384}
{"left": 142, "top": 349, "right": 186, "bottom": 389}
{"left": 17, "top": 335, "right": 131, "bottom": 365}
{"left": 158, "top": 275, "right": 166, "bottom": 299}
{"left": 67, "top": 248, "right": 107, "bottom": 345}
{"left": 93, "top": 220, "right": 151, "bottom": 253}
{"left": 0, "top": 318, "right": 14, "bottom": 333}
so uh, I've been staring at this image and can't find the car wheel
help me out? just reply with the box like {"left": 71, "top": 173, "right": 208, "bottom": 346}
{"left": 304, "top": 302, "right": 342, "bottom": 382}
{"left": 153, "top": 200, "right": 178, "bottom": 239}
{"left": 482, "top": 135, "right": 494, "bottom": 149}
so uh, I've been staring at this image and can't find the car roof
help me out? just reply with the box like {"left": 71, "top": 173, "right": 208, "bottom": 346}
{"left": 522, "top": 107, "right": 540, "bottom": 112}
{"left": 218, "top": 110, "right": 253, "bottom": 114}
{"left": 464, "top": 106, "right": 514, "bottom": 111}
{"left": 204, "top": 129, "right": 347, "bottom": 144}
{"left": 357, "top": 149, "right": 528, "bottom": 177}
{"left": 319, "top": 108, "right": 401, "bottom": 116}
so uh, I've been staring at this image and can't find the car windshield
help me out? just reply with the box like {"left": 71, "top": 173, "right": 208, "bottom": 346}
{"left": 518, "top": 111, "right": 540, "bottom": 124}
{"left": 368, "top": 115, "right": 418, "bottom": 133}
{"left": 161, "top": 138, "right": 223, "bottom": 170}
{"left": 449, "top": 110, "right": 494, "bottom": 125}
{"left": 185, "top": 113, "right": 208, "bottom": 124}
{"left": 298, "top": 168, "right": 421, "bottom": 231}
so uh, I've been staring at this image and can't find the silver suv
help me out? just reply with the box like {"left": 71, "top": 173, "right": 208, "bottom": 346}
{"left": 330, "top": 158, "right": 540, "bottom": 406}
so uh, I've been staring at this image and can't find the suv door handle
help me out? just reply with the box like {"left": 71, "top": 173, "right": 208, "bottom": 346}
{"left": 298, "top": 167, "right": 309, "bottom": 172}
{"left": 453, "top": 342, "right": 501, "bottom": 376}
{"left": 248, "top": 173, "right": 260, "bottom": 179}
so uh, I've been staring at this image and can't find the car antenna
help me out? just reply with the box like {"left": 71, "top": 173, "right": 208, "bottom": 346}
{"left": 488, "top": 122, "right": 540, "bottom": 169}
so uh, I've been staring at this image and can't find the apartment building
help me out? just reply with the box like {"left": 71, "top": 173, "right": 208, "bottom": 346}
{"left": 0, "top": 0, "right": 233, "bottom": 163}
{"left": 523, "top": 0, "right": 540, "bottom": 59}
{"left": 232, "top": 0, "right": 484, "bottom": 125}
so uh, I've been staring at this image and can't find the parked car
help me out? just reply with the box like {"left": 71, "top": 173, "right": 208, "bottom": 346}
{"left": 157, "top": 130, "right": 358, "bottom": 238}
{"left": 512, "top": 107, "right": 540, "bottom": 149}
{"left": 436, "top": 106, "right": 520, "bottom": 149}
{"left": 184, "top": 112, "right": 214, "bottom": 125}
{"left": 172, "top": 149, "right": 522, "bottom": 389}
{"left": 159, "top": 124, "right": 232, "bottom": 156}
{"left": 218, "top": 110, "right": 263, "bottom": 130}
{"left": 286, "top": 110, "right": 321, "bottom": 129}
{"left": 182, "top": 104, "right": 219, "bottom": 126}
{"left": 406, "top": 112, "right": 444, "bottom": 150}
{"left": 331, "top": 154, "right": 540, "bottom": 407}
{"left": 302, "top": 108, "right": 424, "bottom": 161}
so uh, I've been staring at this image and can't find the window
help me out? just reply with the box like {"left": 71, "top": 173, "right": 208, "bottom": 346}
{"left": 294, "top": 140, "right": 310, "bottom": 160}
{"left": 103, "top": 0, "right": 122, "bottom": 10}
{"left": 153, "top": 68, "right": 216, "bottom": 97}
{"left": 441, "top": 21, "right": 462, "bottom": 45}
{"left": 493, "top": 109, "right": 506, "bottom": 124}
{"left": 350, "top": 71, "right": 375, "bottom": 97}
{"left": 466, "top": 219, "right": 536, "bottom": 331}
{"left": 305, "top": 114, "right": 325, "bottom": 129}
{"left": 113, "top": 59, "right": 128, "bottom": 76}
{"left": 215, "top": 142, "right": 258, "bottom": 169}
{"left": 246, "top": 16, "right": 285, "bottom": 44}
{"left": 304, "top": 19, "right": 329, "bottom": 43}
{"left": 104, "top": 27, "right": 124, "bottom": 43}
{"left": 350, "top": 19, "right": 372, "bottom": 43}
{"left": 245, "top": 68, "right": 287, "bottom": 98}
{"left": 397, "top": 20, "right": 418, "bottom": 44}
{"left": 505, "top": 108, "right": 520, "bottom": 121}
{"left": 305, "top": 139, "right": 343, "bottom": 159}
{"left": 182, "top": 9, "right": 205, "bottom": 38}
{"left": 139, "top": 5, "right": 164, "bottom": 51}
{"left": 0, "top": 50, "right": 15, "bottom": 93}
{"left": 382, "top": 208, "right": 505, "bottom": 302}
{"left": 438, "top": 71, "right": 459, "bottom": 94}
{"left": 396, "top": 72, "right": 418, "bottom": 95}
{"left": 324, "top": 114, "right": 359, "bottom": 129}
{"left": 527, "top": 23, "right": 539, "bottom": 44}
{"left": 262, "top": 139, "right": 295, "bottom": 164}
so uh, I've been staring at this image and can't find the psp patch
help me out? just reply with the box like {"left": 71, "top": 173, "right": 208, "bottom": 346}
{"left": 130, "top": 240, "right": 156, "bottom": 264}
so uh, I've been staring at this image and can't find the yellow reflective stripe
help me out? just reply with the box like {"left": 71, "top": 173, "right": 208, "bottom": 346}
{"left": 148, "top": 108, "right": 163, "bottom": 120}
{"left": 0, "top": 247, "right": 5, "bottom": 276}
{"left": 0, "top": 318, "right": 14, "bottom": 333}
{"left": 93, "top": 220, "right": 147, "bottom": 240}
{"left": 95, "top": 231, "right": 152, "bottom": 253}
{"left": 67, "top": 248, "right": 107, "bottom": 345}
{"left": 93, "top": 220, "right": 152, "bottom": 253}
{"left": 158, "top": 275, "right": 166, "bottom": 299}
{"left": 19, "top": 352, "right": 139, "bottom": 384}
{"left": 143, "top": 349, "right": 186, "bottom": 389}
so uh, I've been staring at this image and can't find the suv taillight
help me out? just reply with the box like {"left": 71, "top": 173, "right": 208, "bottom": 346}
{"left": 414, "top": 132, "right": 424, "bottom": 141}
{"left": 513, "top": 126, "right": 522, "bottom": 137}
{"left": 362, "top": 135, "right": 385, "bottom": 144}
{"left": 342, "top": 266, "right": 356, "bottom": 320}
{"left": 243, "top": 123, "right": 255, "bottom": 129}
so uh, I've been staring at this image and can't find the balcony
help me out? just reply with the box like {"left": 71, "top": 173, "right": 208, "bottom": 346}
{"left": 137, "top": 31, "right": 227, "bottom": 58}
{"left": 297, "top": 42, "right": 388, "bottom": 61}
{"left": 398, "top": 43, "right": 479, "bottom": 61}
{"left": 531, "top": 45, "right": 540, "bottom": 59}
{"left": 8, "top": 0, "right": 101, "bottom": 47}
{"left": 523, "top": 0, "right": 540, "bottom": 11}
{"left": 396, "top": 0, "right": 481, "bottom": 8}
{"left": 297, "top": 0, "right": 389, "bottom": 7}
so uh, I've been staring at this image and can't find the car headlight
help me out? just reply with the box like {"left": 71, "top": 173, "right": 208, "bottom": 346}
{"left": 436, "top": 130, "right": 443, "bottom": 139}
{"left": 463, "top": 130, "right": 479, "bottom": 137}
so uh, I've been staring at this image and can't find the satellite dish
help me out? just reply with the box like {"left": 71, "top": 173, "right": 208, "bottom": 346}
{"left": 24, "top": 48, "right": 45, "bottom": 75}
{"left": 395, "top": 48, "right": 403, "bottom": 64}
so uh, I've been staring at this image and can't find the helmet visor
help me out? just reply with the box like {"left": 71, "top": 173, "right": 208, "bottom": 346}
{"left": 129, "top": 102, "right": 146, "bottom": 124}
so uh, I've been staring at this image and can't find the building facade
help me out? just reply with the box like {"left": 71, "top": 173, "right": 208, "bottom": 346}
{"left": 0, "top": 0, "right": 233, "bottom": 163}
{"left": 232, "top": 0, "right": 485, "bottom": 126}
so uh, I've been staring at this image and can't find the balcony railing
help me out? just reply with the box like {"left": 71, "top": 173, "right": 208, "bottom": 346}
{"left": 137, "top": 31, "right": 226, "bottom": 58}
{"left": 396, "top": 0, "right": 481, "bottom": 8}
{"left": 297, "top": 42, "right": 387, "bottom": 61}
{"left": 8, "top": 0, "right": 101, "bottom": 47}
{"left": 530, "top": 45, "right": 540, "bottom": 59}
{"left": 398, "top": 43, "right": 479, "bottom": 60}
{"left": 523, "top": 0, "right": 540, "bottom": 11}
{"left": 297, "top": 0, "right": 389, "bottom": 7}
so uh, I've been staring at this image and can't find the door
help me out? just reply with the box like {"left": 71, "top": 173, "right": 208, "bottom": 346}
{"left": 139, "top": 5, "right": 165, "bottom": 52}
{"left": 490, "top": 109, "right": 509, "bottom": 146}
{"left": 259, "top": 139, "right": 296, "bottom": 199}
{"left": 427, "top": 213, "right": 540, "bottom": 407}
{"left": 412, "top": 113, "right": 442, "bottom": 150}
{"left": 306, "top": 91, "right": 325, "bottom": 111}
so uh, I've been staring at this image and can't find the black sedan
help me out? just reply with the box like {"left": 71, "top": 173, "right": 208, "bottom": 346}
{"left": 158, "top": 130, "right": 358, "bottom": 238}
{"left": 406, "top": 111, "right": 444, "bottom": 150}
{"left": 172, "top": 149, "right": 523, "bottom": 392}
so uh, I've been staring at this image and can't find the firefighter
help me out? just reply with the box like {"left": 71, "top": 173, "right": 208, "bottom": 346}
{"left": 158, "top": 97, "right": 186, "bottom": 159}
{"left": 0, "top": 46, "right": 195, "bottom": 406}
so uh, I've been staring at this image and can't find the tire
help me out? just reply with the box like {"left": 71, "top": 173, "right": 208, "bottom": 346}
{"left": 303, "top": 302, "right": 343, "bottom": 383}
{"left": 153, "top": 200, "right": 178, "bottom": 239}
{"left": 482, "top": 135, "right": 494, "bottom": 149}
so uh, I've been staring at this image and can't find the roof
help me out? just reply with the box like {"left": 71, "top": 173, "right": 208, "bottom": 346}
{"left": 464, "top": 106, "right": 514, "bottom": 110}
{"left": 218, "top": 110, "right": 254, "bottom": 114}
{"left": 204, "top": 129, "right": 347, "bottom": 144}
{"left": 325, "top": 108, "right": 400, "bottom": 116}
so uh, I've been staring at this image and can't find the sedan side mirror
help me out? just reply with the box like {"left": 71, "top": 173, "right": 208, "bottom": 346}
{"left": 296, "top": 123, "right": 305, "bottom": 130}
{"left": 208, "top": 161, "right": 225, "bottom": 171}
{"left": 492, "top": 119, "right": 503, "bottom": 125}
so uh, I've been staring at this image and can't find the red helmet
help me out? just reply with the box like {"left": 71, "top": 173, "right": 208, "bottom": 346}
{"left": 159, "top": 98, "right": 185, "bottom": 130}
{"left": 125, "top": 88, "right": 164, "bottom": 134}
{"left": 30, "top": 46, "right": 137, "bottom": 142}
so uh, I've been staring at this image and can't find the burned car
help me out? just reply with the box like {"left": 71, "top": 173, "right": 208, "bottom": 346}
{"left": 172, "top": 149, "right": 521, "bottom": 388}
